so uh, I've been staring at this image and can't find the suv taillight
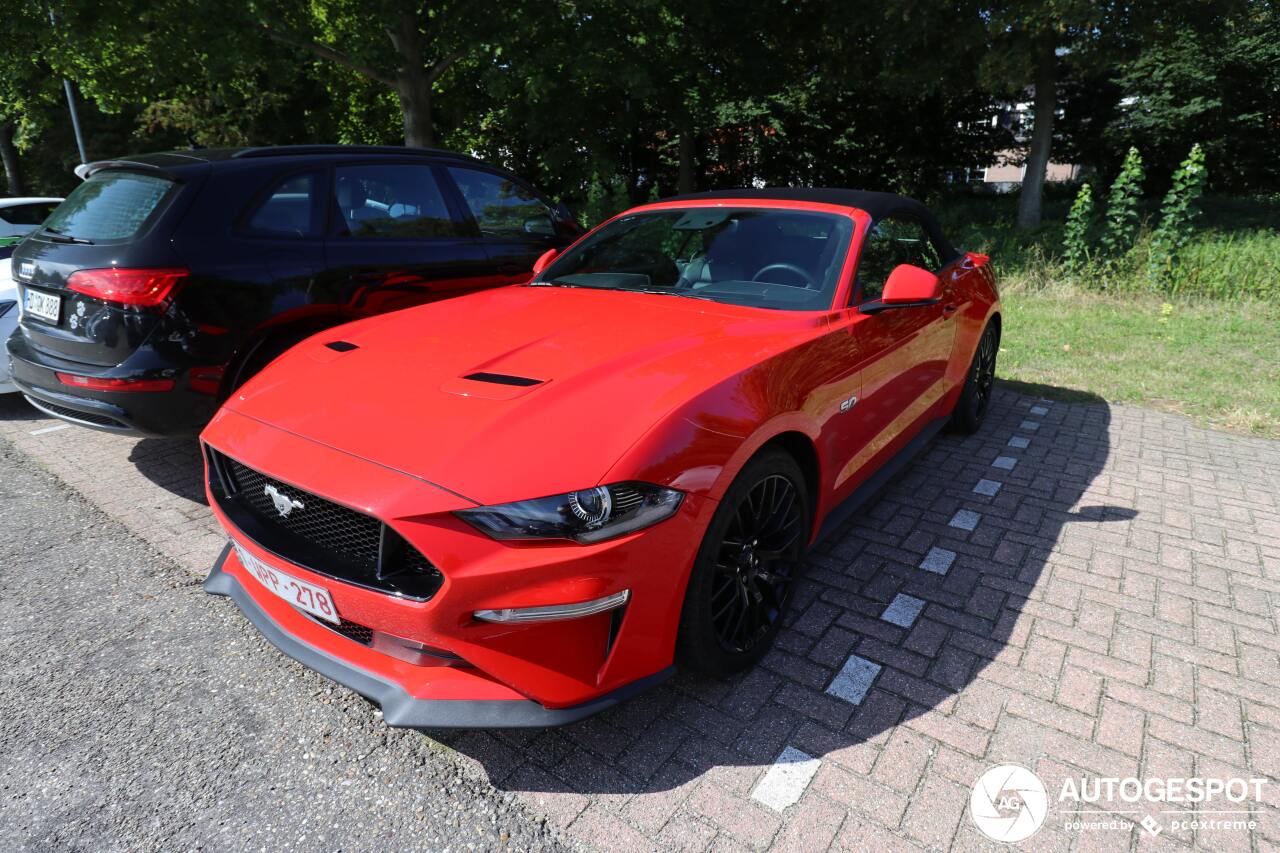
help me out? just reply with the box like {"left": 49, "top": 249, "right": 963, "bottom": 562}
{"left": 67, "top": 267, "right": 189, "bottom": 308}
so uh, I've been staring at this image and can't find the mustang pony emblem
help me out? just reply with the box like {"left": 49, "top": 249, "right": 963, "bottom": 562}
{"left": 264, "top": 484, "right": 305, "bottom": 518}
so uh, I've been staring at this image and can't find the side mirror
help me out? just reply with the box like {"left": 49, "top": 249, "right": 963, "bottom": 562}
{"left": 880, "top": 264, "right": 942, "bottom": 305}
{"left": 532, "top": 248, "right": 559, "bottom": 276}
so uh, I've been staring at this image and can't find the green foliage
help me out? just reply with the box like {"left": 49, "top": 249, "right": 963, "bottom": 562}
{"left": 939, "top": 193, "right": 1279, "bottom": 302}
{"left": 1062, "top": 183, "right": 1094, "bottom": 271}
{"left": 1101, "top": 147, "right": 1144, "bottom": 258}
{"left": 1147, "top": 143, "right": 1207, "bottom": 284}
{"left": 579, "top": 174, "right": 632, "bottom": 228}
{"left": 1108, "top": 1, "right": 1280, "bottom": 193}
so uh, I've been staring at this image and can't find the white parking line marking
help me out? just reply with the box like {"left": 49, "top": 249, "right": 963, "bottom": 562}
{"left": 992, "top": 456, "right": 1018, "bottom": 470}
{"left": 881, "top": 594, "right": 926, "bottom": 628}
{"left": 29, "top": 423, "right": 70, "bottom": 435}
{"left": 920, "top": 547, "right": 956, "bottom": 575}
{"left": 751, "top": 746, "right": 821, "bottom": 811}
{"left": 973, "top": 479, "right": 1002, "bottom": 496}
{"left": 1020, "top": 420, "right": 1040, "bottom": 431}
{"left": 826, "top": 655, "right": 882, "bottom": 705}
{"left": 949, "top": 509, "right": 981, "bottom": 531}
{"left": 1007, "top": 436, "right": 1030, "bottom": 448}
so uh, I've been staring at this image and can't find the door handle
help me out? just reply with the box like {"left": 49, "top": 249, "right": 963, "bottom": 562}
{"left": 943, "top": 304, "right": 958, "bottom": 314}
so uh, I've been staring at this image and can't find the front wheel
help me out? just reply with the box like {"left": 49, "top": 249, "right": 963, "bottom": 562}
{"left": 951, "top": 322, "right": 998, "bottom": 434}
{"left": 676, "top": 449, "right": 811, "bottom": 676}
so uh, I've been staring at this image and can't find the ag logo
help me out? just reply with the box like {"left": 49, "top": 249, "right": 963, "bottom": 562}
{"left": 970, "top": 764, "right": 1049, "bottom": 843}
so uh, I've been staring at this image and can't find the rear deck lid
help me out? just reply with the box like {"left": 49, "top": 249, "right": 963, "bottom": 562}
{"left": 12, "top": 167, "right": 190, "bottom": 367}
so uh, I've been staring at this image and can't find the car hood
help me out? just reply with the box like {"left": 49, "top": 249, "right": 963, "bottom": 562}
{"left": 226, "top": 286, "right": 820, "bottom": 505}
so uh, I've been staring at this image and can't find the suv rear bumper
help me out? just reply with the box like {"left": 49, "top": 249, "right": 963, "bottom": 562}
{"left": 7, "top": 333, "right": 217, "bottom": 435}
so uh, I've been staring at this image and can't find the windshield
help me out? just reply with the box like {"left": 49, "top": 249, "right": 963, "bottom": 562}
{"left": 534, "top": 207, "right": 854, "bottom": 311}
{"left": 42, "top": 171, "right": 174, "bottom": 242}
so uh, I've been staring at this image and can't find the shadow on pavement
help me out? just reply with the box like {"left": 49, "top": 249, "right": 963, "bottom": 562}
{"left": 433, "top": 382, "right": 1133, "bottom": 802}
{"left": 129, "top": 437, "right": 208, "bottom": 505}
{"left": 0, "top": 392, "right": 42, "bottom": 425}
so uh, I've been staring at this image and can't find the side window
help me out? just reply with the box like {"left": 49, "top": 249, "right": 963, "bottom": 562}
{"left": 853, "top": 217, "right": 942, "bottom": 302}
{"left": 246, "top": 173, "right": 319, "bottom": 237}
{"left": 333, "top": 164, "right": 459, "bottom": 239}
{"left": 447, "top": 167, "right": 554, "bottom": 238}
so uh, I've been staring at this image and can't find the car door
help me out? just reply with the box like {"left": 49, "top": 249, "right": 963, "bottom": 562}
{"left": 318, "top": 161, "right": 495, "bottom": 316}
{"left": 831, "top": 214, "right": 958, "bottom": 491}
{"left": 442, "top": 166, "right": 569, "bottom": 284}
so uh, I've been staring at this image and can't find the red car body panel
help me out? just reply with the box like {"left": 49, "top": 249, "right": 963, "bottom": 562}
{"left": 202, "top": 195, "right": 1000, "bottom": 723}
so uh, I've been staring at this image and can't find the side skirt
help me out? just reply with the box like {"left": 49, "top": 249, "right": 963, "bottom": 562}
{"left": 815, "top": 416, "right": 948, "bottom": 544}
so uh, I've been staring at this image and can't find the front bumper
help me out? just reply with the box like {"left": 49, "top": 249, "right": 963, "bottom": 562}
{"left": 201, "top": 407, "right": 713, "bottom": 720}
{"left": 206, "top": 545, "right": 672, "bottom": 727}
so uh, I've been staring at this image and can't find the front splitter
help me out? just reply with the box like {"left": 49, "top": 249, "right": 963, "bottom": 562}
{"left": 203, "top": 545, "right": 672, "bottom": 728}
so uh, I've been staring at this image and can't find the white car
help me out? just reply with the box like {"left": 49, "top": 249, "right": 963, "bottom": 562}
{"left": 0, "top": 258, "right": 18, "bottom": 393}
{"left": 0, "top": 197, "right": 62, "bottom": 240}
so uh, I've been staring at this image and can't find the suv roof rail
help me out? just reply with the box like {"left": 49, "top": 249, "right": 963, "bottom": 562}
{"left": 230, "top": 144, "right": 478, "bottom": 161}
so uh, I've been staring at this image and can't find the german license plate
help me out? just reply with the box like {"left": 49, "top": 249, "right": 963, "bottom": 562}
{"left": 234, "top": 542, "right": 339, "bottom": 624}
{"left": 23, "top": 288, "right": 60, "bottom": 324}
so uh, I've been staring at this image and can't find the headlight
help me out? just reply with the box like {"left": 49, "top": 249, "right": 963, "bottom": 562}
{"left": 0, "top": 300, "right": 15, "bottom": 318}
{"left": 456, "top": 482, "right": 683, "bottom": 544}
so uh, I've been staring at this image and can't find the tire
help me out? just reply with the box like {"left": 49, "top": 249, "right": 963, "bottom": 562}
{"left": 223, "top": 331, "right": 317, "bottom": 398}
{"left": 676, "top": 448, "right": 812, "bottom": 676}
{"left": 950, "top": 322, "right": 998, "bottom": 435}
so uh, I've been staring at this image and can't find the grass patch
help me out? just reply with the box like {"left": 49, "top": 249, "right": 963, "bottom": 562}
{"left": 996, "top": 287, "right": 1280, "bottom": 437}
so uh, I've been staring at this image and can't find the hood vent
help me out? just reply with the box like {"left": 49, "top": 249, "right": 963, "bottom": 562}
{"left": 463, "top": 372, "right": 543, "bottom": 387}
{"left": 326, "top": 341, "right": 359, "bottom": 352}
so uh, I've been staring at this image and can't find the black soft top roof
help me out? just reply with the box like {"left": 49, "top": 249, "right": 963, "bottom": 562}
{"left": 664, "top": 187, "right": 958, "bottom": 261}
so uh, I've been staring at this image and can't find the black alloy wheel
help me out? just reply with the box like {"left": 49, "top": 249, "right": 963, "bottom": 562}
{"left": 952, "top": 322, "right": 998, "bottom": 434}
{"left": 677, "top": 449, "right": 811, "bottom": 675}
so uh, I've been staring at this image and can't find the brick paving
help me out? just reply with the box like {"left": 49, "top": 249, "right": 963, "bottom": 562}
{"left": 2, "top": 385, "right": 1278, "bottom": 852}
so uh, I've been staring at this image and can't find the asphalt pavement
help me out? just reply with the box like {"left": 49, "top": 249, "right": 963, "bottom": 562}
{"left": 0, "top": 436, "right": 569, "bottom": 852}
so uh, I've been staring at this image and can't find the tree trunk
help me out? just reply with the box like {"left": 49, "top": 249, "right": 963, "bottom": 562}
{"left": 1016, "top": 41, "right": 1057, "bottom": 230}
{"left": 389, "top": 13, "right": 433, "bottom": 147}
{"left": 0, "top": 120, "right": 24, "bottom": 196}
{"left": 397, "top": 71, "right": 434, "bottom": 147}
{"left": 677, "top": 124, "right": 695, "bottom": 194}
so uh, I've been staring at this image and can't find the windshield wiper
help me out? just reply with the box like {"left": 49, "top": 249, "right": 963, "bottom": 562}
{"left": 41, "top": 227, "right": 93, "bottom": 245}
{"left": 527, "top": 279, "right": 588, "bottom": 288}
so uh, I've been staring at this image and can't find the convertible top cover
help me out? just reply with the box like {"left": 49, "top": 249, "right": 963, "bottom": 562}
{"left": 666, "top": 187, "right": 958, "bottom": 262}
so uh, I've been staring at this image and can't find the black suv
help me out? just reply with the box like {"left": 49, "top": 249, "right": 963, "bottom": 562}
{"left": 6, "top": 145, "right": 579, "bottom": 435}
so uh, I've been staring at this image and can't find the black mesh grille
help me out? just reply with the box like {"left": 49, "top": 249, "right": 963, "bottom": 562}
{"left": 309, "top": 616, "right": 374, "bottom": 646}
{"left": 224, "top": 457, "right": 382, "bottom": 569}
{"left": 208, "top": 449, "right": 443, "bottom": 601}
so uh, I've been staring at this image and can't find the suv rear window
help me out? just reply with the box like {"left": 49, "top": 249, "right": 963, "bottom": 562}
{"left": 42, "top": 171, "right": 174, "bottom": 242}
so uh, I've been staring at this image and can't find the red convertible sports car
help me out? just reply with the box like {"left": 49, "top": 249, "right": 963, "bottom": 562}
{"left": 202, "top": 188, "right": 1000, "bottom": 727}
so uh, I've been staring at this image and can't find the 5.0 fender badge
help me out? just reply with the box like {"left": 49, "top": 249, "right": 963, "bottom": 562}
{"left": 839, "top": 395, "right": 859, "bottom": 413}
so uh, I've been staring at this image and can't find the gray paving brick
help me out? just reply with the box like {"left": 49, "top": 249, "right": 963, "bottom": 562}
{"left": 919, "top": 546, "right": 956, "bottom": 575}
{"left": 826, "top": 655, "right": 882, "bottom": 705}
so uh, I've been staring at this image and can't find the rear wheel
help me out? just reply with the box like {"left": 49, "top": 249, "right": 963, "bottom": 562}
{"left": 676, "top": 449, "right": 811, "bottom": 676}
{"left": 951, "top": 322, "right": 998, "bottom": 434}
{"left": 223, "top": 327, "right": 327, "bottom": 398}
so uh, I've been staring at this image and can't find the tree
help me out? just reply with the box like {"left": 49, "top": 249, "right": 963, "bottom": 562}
{"left": 981, "top": 1, "right": 1113, "bottom": 230}
{"left": 1107, "top": 0, "right": 1280, "bottom": 193}
{"left": 258, "top": 0, "right": 516, "bottom": 147}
